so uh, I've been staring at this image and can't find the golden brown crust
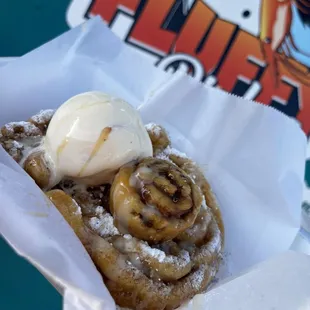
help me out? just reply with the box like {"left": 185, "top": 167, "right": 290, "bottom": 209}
{"left": 47, "top": 189, "right": 222, "bottom": 310}
{"left": 28, "top": 110, "right": 54, "bottom": 134}
{"left": 146, "top": 124, "right": 171, "bottom": 155}
{"left": 0, "top": 139, "right": 24, "bottom": 162}
{"left": 57, "top": 180, "right": 111, "bottom": 216}
{"left": 169, "top": 154, "right": 224, "bottom": 239}
{"left": 0, "top": 121, "right": 43, "bottom": 163}
{"left": 110, "top": 158, "right": 203, "bottom": 243}
{"left": 176, "top": 204, "right": 212, "bottom": 246}
{"left": 1, "top": 121, "right": 42, "bottom": 140}
{"left": 24, "top": 152, "right": 51, "bottom": 189}
{"left": 46, "top": 190, "right": 86, "bottom": 241}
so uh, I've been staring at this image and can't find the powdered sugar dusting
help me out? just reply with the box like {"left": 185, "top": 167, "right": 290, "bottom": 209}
{"left": 196, "top": 219, "right": 222, "bottom": 265}
{"left": 6, "top": 140, "right": 23, "bottom": 153}
{"left": 156, "top": 146, "right": 202, "bottom": 186}
{"left": 12, "top": 140, "right": 23, "bottom": 148}
{"left": 201, "top": 196, "right": 207, "bottom": 210}
{"left": 156, "top": 146, "right": 187, "bottom": 161}
{"left": 205, "top": 221, "right": 222, "bottom": 254}
{"left": 89, "top": 207, "right": 119, "bottom": 237}
{"left": 190, "top": 266, "right": 207, "bottom": 290}
{"left": 182, "top": 199, "right": 210, "bottom": 239}
{"left": 95, "top": 206, "right": 104, "bottom": 216}
{"left": 30, "top": 109, "right": 54, "bottom": 124}
{"left": 4, "top": 121, "right": 41, "bottom": 136}
{"left": 139, "top": 242, "right": 191, "bottom": 268}
{"left": 145, "top": 123, "right": 162, "bottom": 137}
{"left": 123, "top": 234, "right": 132, "bottom": 240}
{"left": 165, "top": 146, "right": 187, "bottom": 158}
{"left": 139, "top": 242, "right": 167, "bottom": 262}
{"left": 0, "top": 139, "right": 24, "bottom": 161}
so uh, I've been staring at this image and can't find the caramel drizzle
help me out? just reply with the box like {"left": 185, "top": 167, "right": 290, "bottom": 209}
{"left": 57, "top": 138, "right": 69, "bottom": 163}
{"left": 78, "top": 127, "right": 112, "bottom": 177}
{"left": 56, "top": 118, "right": 80, "bottom": 162}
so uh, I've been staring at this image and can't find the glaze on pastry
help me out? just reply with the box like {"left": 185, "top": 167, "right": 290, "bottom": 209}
{"left": 0, "top": 92, "right": 223, "bottom": 310}
{"left": 110, "top": 157, "right": 202, "bottom": 243}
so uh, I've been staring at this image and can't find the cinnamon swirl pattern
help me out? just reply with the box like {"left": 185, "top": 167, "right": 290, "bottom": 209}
{"left": 47, "top": 188, "right": 222, "bottom": 310}
{"left": 1, "top": 114, "right": 224, "bottom": 310}
{"left": 110, "top": 158, "right": 202, "bottom": 243}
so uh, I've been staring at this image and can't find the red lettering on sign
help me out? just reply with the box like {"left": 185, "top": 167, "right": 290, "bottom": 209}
{"left": 199, "top": 19, "right": 236, "bottom": 74}
{"left": 175, "top": 1, "right": 215, "bottom": 56}
{"left": 88, "top": 0, "right": 310, "bottom": 135}
{"left": 257, "top": 62, "right": 295, "bottom": 106}
{"left": 91, "top": 0, "right": 139, "bottom": 23}
{"left": 129, "top": 1, "right": 176, "bottom": 54}
{"left": 175, "top": 2, "right": 235, "bottom": 74}
{"left": 217, "top": 31, "right": 264, "bottom": 92}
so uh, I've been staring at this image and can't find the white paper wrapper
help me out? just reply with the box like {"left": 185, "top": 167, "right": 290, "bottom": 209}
{"left": 179, "top": 251, "right": 310, "bottom": 310}
{"left": 0, "top": 17, "right": 307, "bottom": 310}
{"left": 0, "top": 57, "right": 16, "bottom": 67}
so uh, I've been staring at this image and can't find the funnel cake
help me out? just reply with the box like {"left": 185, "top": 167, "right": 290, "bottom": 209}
{"left": 1, "top": 111, "right": 223, "bottom": 310}
{"left": 47, "top": 188, "right": 222, "bottom": 310}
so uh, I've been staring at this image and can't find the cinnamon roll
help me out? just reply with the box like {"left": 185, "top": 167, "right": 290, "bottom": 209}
{"left": 110, "top": 157, "right": 202, "bottom": 243}
{"left": 167, "top": 153, "right": 224, "bottom": 237}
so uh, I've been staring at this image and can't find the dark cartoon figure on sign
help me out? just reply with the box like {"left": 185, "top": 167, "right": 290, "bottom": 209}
{"left": 260, "top": 0, "right": 310, "bottom": 86}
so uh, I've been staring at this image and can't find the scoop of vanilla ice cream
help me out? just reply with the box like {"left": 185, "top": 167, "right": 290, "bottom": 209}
{"left": 45, "top": 91, "right": 152, "bottom": 185}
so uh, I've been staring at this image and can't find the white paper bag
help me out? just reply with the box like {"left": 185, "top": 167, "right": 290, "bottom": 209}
{"left": 0, "top": 17, "right": 307, "bottom": 310}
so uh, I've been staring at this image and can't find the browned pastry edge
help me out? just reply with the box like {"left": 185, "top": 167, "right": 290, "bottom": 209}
{"left": 0, "top": 110, "right": 54, "bottom": 163}
{"left": 24, "top": 151, "right": 51, "bottom": 189}
{"left": 47, "top": 185, "right": 222, "bottom": 310}
{"left": 168, "top": 154, "right": 224, "bottom": 241}
{"left": 28, "top": 110, "right": 55, "bottom": 134}
{"left": 146, "top": 124, "right": 171, "bottom": 156}
{"left": 110, "top": 157, "right": 203, "bottom": 243}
